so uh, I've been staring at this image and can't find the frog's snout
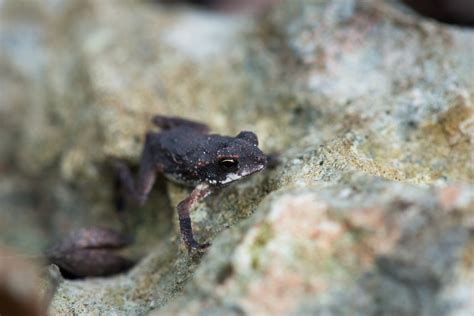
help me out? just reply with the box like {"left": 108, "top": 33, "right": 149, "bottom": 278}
{"left": 258, "top": 154, "right": 268, "bottom": 169}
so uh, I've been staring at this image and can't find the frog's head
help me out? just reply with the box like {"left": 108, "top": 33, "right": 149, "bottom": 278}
{"left": 204, "top": 131, "right": 267, "bottom": 186}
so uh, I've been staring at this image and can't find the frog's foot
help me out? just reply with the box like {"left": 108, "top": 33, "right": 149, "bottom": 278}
{"left": 185, "top": 240, "right": 211, "bottom": 252}
{"left": 195, "top": 241, "right": 211, "bottom": 250}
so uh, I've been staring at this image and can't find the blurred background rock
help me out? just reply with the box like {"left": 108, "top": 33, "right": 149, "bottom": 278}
{"left": 402, "top": 0, "right": 474, "bottom": 26}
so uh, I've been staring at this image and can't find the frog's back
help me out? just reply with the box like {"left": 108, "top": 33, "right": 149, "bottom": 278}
{"left": 153, "top": 126, "right": 220, "bottom": 185}
{"left": 158, "top": 126, "right": 211, "bottom": 157}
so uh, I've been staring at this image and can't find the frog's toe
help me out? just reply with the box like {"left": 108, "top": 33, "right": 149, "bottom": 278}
{"left": 186, "top": 240, "right": 211, "bottom": 252}
{"left": 198, "top": 242, "right": 211, "bottom": 249}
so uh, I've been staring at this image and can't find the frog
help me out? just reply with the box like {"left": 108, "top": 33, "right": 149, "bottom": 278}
{"left": 115, "top": 115, "right": 268, "bottom": 251}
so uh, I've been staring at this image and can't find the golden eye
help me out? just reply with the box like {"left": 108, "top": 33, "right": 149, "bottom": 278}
{"left": 219, "top": 158, "right": 238, "bottom": 169}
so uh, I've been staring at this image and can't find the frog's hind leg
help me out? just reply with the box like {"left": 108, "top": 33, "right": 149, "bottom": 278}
{"left": 112, "top": 163, "right": 134, "bottom": 233}
{"left": 152, "top": 115, "right": 209, "bottom": 133}
{"left": 113, "top": 171, "right": 127, "bottom": 214}
{"left": 114, "top": 147, "right": 160, "bottom": 232}
{"left": 115, "top": 144, "right": 160, "bottom": 207}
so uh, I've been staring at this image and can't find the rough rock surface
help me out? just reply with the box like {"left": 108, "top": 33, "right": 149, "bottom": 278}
{"left": 0, "top": 0, "right": 473, "bottom": 315}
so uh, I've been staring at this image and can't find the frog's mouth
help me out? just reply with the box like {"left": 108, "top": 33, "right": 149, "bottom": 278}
{"left": 242, "top": 162, "right": 267, "bottom": 176}
{"left": 220, "top": 173, "right": 242, "bottom": 184}
{"left": 219, "top": 163, "right": 266, "bottom": 185}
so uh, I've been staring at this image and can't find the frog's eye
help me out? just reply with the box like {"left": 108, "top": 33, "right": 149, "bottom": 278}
{"left": 218, "top": 158, "right": 238, "bottom": 170}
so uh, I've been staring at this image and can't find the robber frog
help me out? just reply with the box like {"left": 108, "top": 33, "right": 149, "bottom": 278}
{"left": 115, "top": 115, "right": 268, "bottom": 250}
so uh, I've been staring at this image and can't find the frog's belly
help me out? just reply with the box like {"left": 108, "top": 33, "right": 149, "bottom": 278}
{"left": 164, "top": 173, "right": 199, "bottom": 187}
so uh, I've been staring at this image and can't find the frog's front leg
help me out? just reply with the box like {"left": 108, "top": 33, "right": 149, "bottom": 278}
{"left": 177, "top": 183, "right": 213, "bottom": 250}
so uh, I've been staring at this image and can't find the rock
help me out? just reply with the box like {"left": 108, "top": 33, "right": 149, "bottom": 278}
{"left": 0, "top": 246, "right": 47, "bottom": 316}
{"left": 0, "top": 0, "right": 472, "bottom": 315}
{"left": 158, "top": 182, "right": 474, "bottom": 316}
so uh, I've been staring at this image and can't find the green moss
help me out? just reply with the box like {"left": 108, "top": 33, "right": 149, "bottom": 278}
{"left": 250, "top": 222, "right": 274, "bottom": 271}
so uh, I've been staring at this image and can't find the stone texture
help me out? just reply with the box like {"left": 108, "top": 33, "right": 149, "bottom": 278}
{"left": 0, "top": 0, "right": 473, "bottom": 315}
{"left": 158, "top": 182, "right": 474, "bottom": 316}
{"left": 0, "top": 246, "right": 47, "bottom": 316}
